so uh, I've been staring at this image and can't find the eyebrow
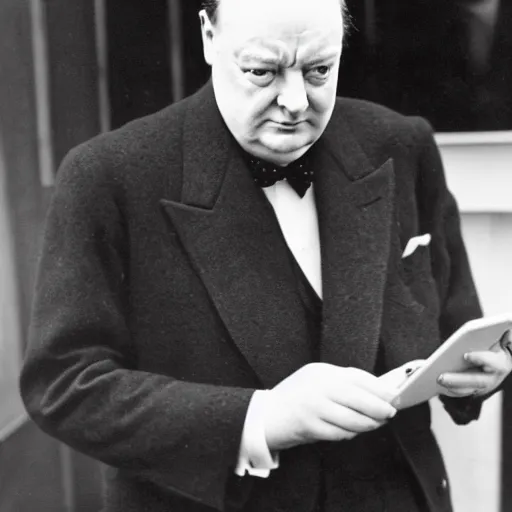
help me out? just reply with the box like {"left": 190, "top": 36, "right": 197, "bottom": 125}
{"left": 238, "top": 53, "right": 280, "bottom": 65}
{"left": 302, "top": 51, "right": 340, "bottom": 66}
{"left": 237, "top": 48, "right": 340, "bottom": 68}
{"left": 236, "top": 46, "right": 287, "bottom": 66}
{"left": 236, "top": 45, "right": 339, "bottom": 66}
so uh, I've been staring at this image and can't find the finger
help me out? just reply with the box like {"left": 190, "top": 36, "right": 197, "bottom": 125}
{"left": 343, "top": 368, "right": 399, "bottom": 402}
{"left": 465, "top": 350, "right": 511, "bottom": 374}
{"left": 327, "top": 384, "right": 397, "bottom": 421}
{"left": 438, "top": 371, "right": 493, "bottom": 391}
{"left": 379, "top": 360, "right": 426, "bottom": 388}
{"left": 379, "top": 368, "right": 409, "bottom": 389}
{"left": 310, "top": 419, "right": 359, "bottom": 442}
{"left": 439, "top": 387, "right": 479, "bottom": 398}
{"left": 317, "top": 400, "right": 387, "bottom": 435}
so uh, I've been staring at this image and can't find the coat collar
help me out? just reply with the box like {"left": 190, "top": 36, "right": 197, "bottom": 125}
{"left": 162, "top": 83, "right": 313, "bottom": 388}
{"left": 162, "top": 82, "right": 395, "bottom": 386}
{"left": 312, "top": 105, "right": 396, "bottom": 372}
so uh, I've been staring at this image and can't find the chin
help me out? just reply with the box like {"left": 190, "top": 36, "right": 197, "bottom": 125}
{"left": 254, "top": 146, "right": 304, "bottom": 165}
{"left": 261, "top": 136, "right": 316, "bottom": 162}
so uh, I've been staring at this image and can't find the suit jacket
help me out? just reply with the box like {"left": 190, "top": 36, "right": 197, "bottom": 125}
{"left": 20, "top": 82, "right": 483, "bottom": 512}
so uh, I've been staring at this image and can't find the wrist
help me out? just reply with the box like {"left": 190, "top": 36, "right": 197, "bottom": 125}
{"left": 263, "top": 390, "right": 302, "bottom": 452}
{"left": 235, "top": 390, "right": 280, "bottom": 477}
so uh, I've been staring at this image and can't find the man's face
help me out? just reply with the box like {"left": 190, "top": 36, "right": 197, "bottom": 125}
{"left": 201, "top": 0, "right": 344, "bottom": 166}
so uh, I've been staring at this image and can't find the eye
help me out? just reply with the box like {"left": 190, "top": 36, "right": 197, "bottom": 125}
{"left": 306, "top": 65, "right": 332, "bottom": 82}
{"left": 243, "top": 68, "right": 276, "bottom": 85}
{"left": 314, "top": 65, "right": 331, "bottom": 76}
{"left": 249, "top": 69, "right": 272, "bottom": 77}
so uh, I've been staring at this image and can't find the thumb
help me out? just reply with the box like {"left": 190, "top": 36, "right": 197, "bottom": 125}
{"left": 379, "top": 360, "right": 425, "bottom": 389}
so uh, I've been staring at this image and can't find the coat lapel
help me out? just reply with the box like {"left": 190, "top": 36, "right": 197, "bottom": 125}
{"left": 162, "top": 83, "right": 395, "bottom": 382}
{"left": 315, "top": 115, "right": 395, "bottom": 372}
{"left": 161, "top": 84, "right": 312, "bottom": 388}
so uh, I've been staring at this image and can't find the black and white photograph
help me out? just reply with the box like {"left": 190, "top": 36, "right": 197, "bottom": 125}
{"left": 1, "top": 1, "right": 512, "bottom": 511}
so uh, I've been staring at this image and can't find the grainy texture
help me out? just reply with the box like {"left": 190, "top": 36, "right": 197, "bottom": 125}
{"left": 20, "top": 82, "right": 483, "bottom": 512}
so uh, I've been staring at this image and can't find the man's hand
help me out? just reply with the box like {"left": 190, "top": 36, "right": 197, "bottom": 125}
{"left": 438, "top": 332, "right": 512, "bottom": 398}
{"left": 378, "top": 360, "right": 425, "bottom": 389}
{"left": 263, "top": 363, "right": 398, "bottom": 452}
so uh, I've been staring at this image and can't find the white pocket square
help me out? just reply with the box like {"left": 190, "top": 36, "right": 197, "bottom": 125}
{"left": 402, "top": 234, "right": 431, "bottom": 259}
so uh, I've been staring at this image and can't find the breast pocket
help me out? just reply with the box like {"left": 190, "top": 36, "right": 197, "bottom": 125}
{"left": 392, "top": 244, "right": 440, "bottom": 319}
{"left": 383, "top": 244, "right": 442, "bottom": 367}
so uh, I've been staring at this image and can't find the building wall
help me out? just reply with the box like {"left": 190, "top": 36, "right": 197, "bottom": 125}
{"left": 432, "top": 145, "right": 512, "bottom": 512}
{"left": 0, "top": 1, "right": 63, "bottom": 510}
{"left": 0, "top": 0, "right": 105, "bottom": 510}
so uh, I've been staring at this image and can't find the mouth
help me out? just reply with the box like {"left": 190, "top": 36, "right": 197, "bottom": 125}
{"left": 274, "top": 120, "right": 305, "bottom": 126}
{"left": 270, "top": 120, "right": 306, "bottom": 131}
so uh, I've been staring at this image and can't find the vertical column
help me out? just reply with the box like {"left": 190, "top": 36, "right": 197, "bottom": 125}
{"left": 0, "top": 128, "right": 27, "bottom": 443}
{"left": 502, "top": 381, "right": 512, "bottom": 511}
{"left": 1, "top": 1, "right": 67, "bottom": 510}
{"left": 106, "top": 0, "right": 172, "bottom": 128}
{"left": 363, "top": 0, "right": 376, "bottom": 47}
{"left": 32, "top": 1, "right": 106, "bottom": 509}
{"left": 44, "top": 0, "right": 101, "bottom": 165}
{"left": 180, "top": 0, "right": 211, "bottom": 96}
{"left": 168, "top": 0, "right": 185, "bottom": 102}
{"left": 30, "top": 0, "right": 54, "bottom": 187}
{"left": 95, "top": 0, "right": 111, "bottom": 133}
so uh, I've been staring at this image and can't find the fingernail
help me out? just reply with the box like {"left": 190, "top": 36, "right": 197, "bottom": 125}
{"left": 389, "top": 408, "right": 397, "bottom": 418}
{"left": 464, "top": 353, "right": 471, "bottom": 362}
{"left": 438, "top": 375, "right": 444, "bottom": 385}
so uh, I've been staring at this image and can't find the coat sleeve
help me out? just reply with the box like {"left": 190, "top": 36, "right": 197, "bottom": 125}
{"left": 19, "top": 147, "right": 254, "bottom": 511}
{"left": 411, "top": 117, "right": 486, "bottom": 425}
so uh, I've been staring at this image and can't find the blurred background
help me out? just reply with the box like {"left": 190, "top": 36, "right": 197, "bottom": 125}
{"left": 1, "top": 0, "right": 511, "bottom": 510}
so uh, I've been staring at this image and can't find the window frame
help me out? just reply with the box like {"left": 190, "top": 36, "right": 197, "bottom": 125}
{"left": 436, "top": 132, "right": 512, "bottom": 214}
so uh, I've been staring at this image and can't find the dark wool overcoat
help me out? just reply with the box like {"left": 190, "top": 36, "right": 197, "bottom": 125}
{"left": 20, "top": 82, "right": 484, "bottom": 512}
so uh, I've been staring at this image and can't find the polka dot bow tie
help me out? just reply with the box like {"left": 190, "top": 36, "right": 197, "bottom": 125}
{"left": 248, "top": 155, "right": 314, "bottom": 198}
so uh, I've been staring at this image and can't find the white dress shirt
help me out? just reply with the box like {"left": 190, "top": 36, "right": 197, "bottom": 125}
{"left": 235, "top": 181, "right": 322, "bottom": 477}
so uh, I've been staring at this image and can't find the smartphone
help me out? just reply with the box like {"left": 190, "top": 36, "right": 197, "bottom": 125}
{"left": 391, "top": 314, "right": 512, "bottom": 409}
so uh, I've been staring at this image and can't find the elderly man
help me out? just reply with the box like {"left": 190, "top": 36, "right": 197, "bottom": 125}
{"left": 20, "top": 0, "right": 511, "bottom": 511}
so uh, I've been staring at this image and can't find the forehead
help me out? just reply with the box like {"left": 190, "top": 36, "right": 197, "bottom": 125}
{"left": 216, "top": 0, "right": 344, "bottom": 59}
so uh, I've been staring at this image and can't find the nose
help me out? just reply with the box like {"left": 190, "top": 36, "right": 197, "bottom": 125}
{"left": 276, "top": 71, "right": 309, "bottom": 116}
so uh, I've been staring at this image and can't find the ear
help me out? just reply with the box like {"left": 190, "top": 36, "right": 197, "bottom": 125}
{"left": 199, "top": 9, "right": 216, "bottom": 66}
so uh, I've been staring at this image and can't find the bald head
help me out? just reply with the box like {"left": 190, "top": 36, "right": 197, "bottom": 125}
{"left": 200, "top": 0, "right": 345, "bottom": 166}
{"left": 202, "top": 0, "right": 349, "bottom": 32}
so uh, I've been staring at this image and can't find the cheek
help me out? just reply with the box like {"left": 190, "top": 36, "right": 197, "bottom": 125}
{"left": 245, "top": 89, "right": 278, "bottom": 123}
{"left": 308, "top": 85, "right": 337, "bottom": 115}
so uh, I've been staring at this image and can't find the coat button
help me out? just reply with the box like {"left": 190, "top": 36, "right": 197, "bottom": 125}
{"left": 437, "top": 478, "right": 448, "bottom": 496}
